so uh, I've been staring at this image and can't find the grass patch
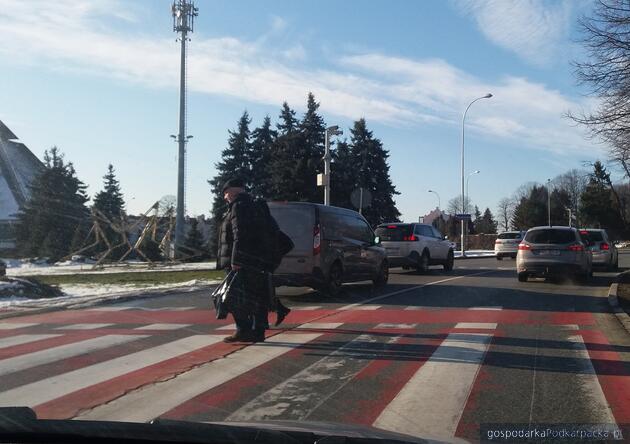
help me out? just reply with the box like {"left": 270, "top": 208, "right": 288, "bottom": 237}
{"left": 30, "top": 270, "right": 225, "bottom": 287}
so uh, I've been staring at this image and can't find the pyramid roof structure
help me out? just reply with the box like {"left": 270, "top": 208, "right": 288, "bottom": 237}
{"left": 0, "top": 120, "right": 44, "bottom": 221}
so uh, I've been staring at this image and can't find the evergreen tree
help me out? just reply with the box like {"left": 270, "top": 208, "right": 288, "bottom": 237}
{"left": 183, "top": 218, "right": 206, "bottom": 262}
{"left": 349, "top": 119, "right": 401, "bottom": 226}
{"left": 277, "top": 102, "right": 299, "bottom": 136}
{"left": 511, "top": 186, "right": 548, "bottom": 230}
{"left": 15, "top": 147, "right": 90, "bottom": 262}
{"left": 298, "top": 92, "right": 327, "bottom": 203}
{"left": 92, "top": 164, "right": 126, "bottom": 259}
{"left": 580, "top": 162, "right": 625, "bottom": 234}
{"left": 476, "top": 208, "right": 498, "bottom": 234}
{"left": 249, "top": 116, "right": 277, "bottom": 200}
{"left": 208, "top": 112, "right": 252, "bottom": 254}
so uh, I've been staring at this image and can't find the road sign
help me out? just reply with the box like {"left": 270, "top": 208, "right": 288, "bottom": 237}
{"left": 455, "top": 213, "right": 472, "bottom": 221}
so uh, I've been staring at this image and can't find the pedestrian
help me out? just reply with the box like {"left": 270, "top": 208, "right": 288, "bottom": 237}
{"left": 216, "top": 178, "right": 271, "bottom": 343}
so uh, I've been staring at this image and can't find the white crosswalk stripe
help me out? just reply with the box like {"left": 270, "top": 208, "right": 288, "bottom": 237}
{"left": 134, "top": 324, "right": 192, "bottom": 331}
{"left": 0, "top": 335, "right": 146, "bottom": 376}
{"left": 55, "top": 324, "right": 114, "bottom": 330}
{"left": 0, "top": 334, "right": 61, "bottom": 349}
{"left": 76, "top": 332, "right": 322, "bottom": 422}
{"left": 0, "top": 335, "right": 225, "bottom": 407}
{"left": 0, "top": 323, "right": 38, "bottom": 330}
{"left": 373, "top": 333, "right": 493, "bottom": 439}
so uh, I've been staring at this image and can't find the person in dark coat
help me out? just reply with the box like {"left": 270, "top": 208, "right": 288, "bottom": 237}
{"left": 217, "top": 178, "right": 272, "bottom": 343}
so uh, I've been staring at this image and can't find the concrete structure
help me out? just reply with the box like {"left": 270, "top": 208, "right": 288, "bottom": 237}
{"left": 0, "top": 120, "right": 44, "bottom": 250}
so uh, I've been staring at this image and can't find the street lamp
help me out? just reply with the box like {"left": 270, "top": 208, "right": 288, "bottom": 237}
{"left": 461, "top": 94, "right": 492, "bottom": 256}
{"left": 428, "top": 189, "right": 440, "bottom": 209}
{"left": 323, "top": 125, "right": 343, "bottom": 205}
{"left": 547, "top": 178, "right": 552, "bottom": 226}
{"left": 466, "top": 170, "right": 480, "bottom": 210}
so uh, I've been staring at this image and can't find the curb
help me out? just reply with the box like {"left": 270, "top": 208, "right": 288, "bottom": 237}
{"left": 607, "top": 282, "right": 630, "bottom": 335}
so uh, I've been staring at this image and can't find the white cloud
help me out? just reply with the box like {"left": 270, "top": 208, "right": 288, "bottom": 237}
{"left": 454, "top": 0, "right": 573, "bottom": 66}
{"left": 0, "top": 0, "right": 601, "bottom": 157}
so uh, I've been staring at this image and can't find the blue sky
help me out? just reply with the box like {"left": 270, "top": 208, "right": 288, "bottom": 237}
{"left": 0, "top": 0, "right": 610, "bottom": 222}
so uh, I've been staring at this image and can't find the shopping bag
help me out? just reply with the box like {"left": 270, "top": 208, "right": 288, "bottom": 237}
{"left": 211, "top": 271, "right": 236, "bottom": 319}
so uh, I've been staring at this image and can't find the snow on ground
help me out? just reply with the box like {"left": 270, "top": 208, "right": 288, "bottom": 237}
{"left": 454, "top": 250, "right": 496, "bottom": 258}
{"left": 0, "top": 278, "right": 222, "bottom": 310}
{"left": 3, "top": 258, "right": 217, "bottom": 276}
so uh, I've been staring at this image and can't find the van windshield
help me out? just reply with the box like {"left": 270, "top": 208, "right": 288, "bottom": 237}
{"left": 268, "top": 206, "right": 314, "bottom": 251}
{"left": 375, "top": 224, "right": 413, "bottom": 241}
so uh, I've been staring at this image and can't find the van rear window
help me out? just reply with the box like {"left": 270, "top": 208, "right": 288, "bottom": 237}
{"left": 375, "top": 225, "right": 413, "bottom": 241}
{"left": 524, "top": 229, "right": 576, "bottom": 244}
{"left": 268, "top": 206, "right": 314, "bottom": 250}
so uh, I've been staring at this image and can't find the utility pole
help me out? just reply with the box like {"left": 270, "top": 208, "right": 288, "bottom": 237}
{"left": 547, "top": 179, "right": 552, "bottom": 226}
{"left": 323, "top": 125, "right": 342, "bottom": 205}
{"left": 172, "top": 0, "right": 198, "bottom": 257}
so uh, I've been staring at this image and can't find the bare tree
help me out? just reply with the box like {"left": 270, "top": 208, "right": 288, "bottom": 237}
{"left": 496, "top": 197, "right": 515, "bottom": 232}
{"left": 447, "top": 196, "right": 473, "bottom": 215}
{"left": 570, "top": 0, "right": 630, "bottom": 176}
{"left": 552, "top": 169, "right": 589, "bottom": 225}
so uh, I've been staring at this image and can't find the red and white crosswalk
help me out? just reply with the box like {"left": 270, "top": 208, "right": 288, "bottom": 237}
{"left": 0, "top": 304, "right": 628, "bottom": 442}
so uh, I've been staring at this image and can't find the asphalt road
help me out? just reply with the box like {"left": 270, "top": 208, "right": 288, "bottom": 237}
{"left": 0, "top": 254, "right": 628, "bottom": 443}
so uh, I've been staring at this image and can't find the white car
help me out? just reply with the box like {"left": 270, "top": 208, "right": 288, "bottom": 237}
{"left": 375, "top": 223, "right": 454, "bottom": 272}
{"left": 495, "top": 231, "right": 526, "bottom": 260}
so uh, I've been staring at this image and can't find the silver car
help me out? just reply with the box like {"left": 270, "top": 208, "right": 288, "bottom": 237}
{"left": 516, "top": 226, "right": 592, "bottom": 282}
{"left": 580, "top": 229, "right": 618, "bottom": 271}
{"left": 494, "top": 231, "right": 526, "bottom": 260}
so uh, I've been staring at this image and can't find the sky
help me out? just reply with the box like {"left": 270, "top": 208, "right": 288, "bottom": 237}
{"left": 0, "top": 0, "right": 612, "bottom": 222}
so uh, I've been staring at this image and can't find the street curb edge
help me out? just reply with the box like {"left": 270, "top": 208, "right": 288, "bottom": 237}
{"left": 607, "top": 282, "right": 630, "bottom": 335}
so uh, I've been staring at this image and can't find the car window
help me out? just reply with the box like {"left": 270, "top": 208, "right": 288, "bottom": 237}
{"left": 431, "top": 227, "right": 443, "bottom": 239}
{"left": 498, "top": 232, "right": 522, "bottom": 240}
{"left": 375, "top": 225, "right": 412, "bottom": 241}
{"left": 342, "top": 215, "right": 373, "bottom": 243}
{"left": 585, "top": 230, "right": 604, "bottom": 242}
{"left": 417, "top": 225, "right": 433, "bottom": 237}
{"left": 524, "top": 229, "right": 576, "bottom": 244}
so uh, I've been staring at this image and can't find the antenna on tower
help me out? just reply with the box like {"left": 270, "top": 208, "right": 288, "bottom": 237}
{"left": 171, "top": 0, "right": 198, "bottom": 258}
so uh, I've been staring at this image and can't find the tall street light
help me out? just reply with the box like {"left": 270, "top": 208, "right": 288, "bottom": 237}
{"left": 461, "top": 93, "right": 492, "bottom": 257}
{"left": 428, "top": 189, "right": 440, "bottom": 209}
{"left": 323, "top": 125, "right": 343, "bottom": 205}
{"left": 547, "top": 178, "right": 552, "bottom": 226}
{"left": 466, "top": 170, "right": 480, "bottom": 209}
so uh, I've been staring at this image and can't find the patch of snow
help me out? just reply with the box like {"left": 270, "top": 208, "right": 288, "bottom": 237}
{"left": 454, "top": 250, "right": 496, "bottom": 258}
{"left": 3, "top": 259, "right": 217, "bottom": 276}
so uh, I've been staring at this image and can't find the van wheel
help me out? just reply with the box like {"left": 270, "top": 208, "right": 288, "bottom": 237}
{"left": 374, "top": 261, "right": 389, "bottom": 287}
{"left": 325, "top": 263, "right": 343, "bottom": 296}
{"left": 443, "top": 250, "right": 454, "bottom": 271}
{"left": 417, "top": 251, "right": 430, "bottom": 274}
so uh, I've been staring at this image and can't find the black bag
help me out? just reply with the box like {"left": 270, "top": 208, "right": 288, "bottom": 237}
{"left": 211, "top": 271, "right": 239, "bottom": 319}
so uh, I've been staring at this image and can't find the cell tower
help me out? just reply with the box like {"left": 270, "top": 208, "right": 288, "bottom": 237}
{"left": 171, "top": 0, "right": 198, "bottom": 257}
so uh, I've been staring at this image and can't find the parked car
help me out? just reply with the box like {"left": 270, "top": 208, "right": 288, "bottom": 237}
{"left": 516, "top": 226, "right": 592, "bottom": 283}
{"left": 374, "top": 223, "right": 454, "bottom": 272}
{"left": 580, "top": 228, "right": 618, "bottom": 271}
{"left": 494, "top": 230, "right": 526, "bottom": 260}
{"left": 268, "top": 202, "right": 388, "bottom": 295}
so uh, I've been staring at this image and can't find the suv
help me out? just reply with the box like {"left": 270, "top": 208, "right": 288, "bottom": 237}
{"left": 495, "top": 231, "right": 526, "bottom": 260}
{"left": 516, "top": 226, "right": 592, "bottom": 282}
{"left": 374, "top": 223, "right": 454, "bottom": 272}
{"left": 580, "top": 228, "right": 618, "bottom": 271}
{"left": 268, "top": 202, "right": 388, "bottom": 295}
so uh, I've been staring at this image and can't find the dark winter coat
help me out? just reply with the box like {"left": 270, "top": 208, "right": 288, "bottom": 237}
{"left": 216, "top": 192, "right": 273, "bottom": 272}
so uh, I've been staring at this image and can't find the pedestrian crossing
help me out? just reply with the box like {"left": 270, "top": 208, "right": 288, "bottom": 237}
{"left": 0, "top": 304, "right": 627, "bottom": 442}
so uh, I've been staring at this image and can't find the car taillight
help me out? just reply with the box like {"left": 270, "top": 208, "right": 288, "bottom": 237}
{"left": 518, "top": 243, "right": 531, "bottom": 250}
{"left": 403, "top": 235, "right": 418, "bottom": 241}
{"left": 568, "top": 244, "right": 584, "bottom": 252}
{"left": 313, "top": 225, "right": 321, "bottom": 256}
{"left": 387, "top": 225, "right": 397, "bottom": 229}
{"left": 601, "top": 242, "right": 610, "bottom": 250}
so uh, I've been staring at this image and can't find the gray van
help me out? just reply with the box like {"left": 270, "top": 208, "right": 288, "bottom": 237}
{"left": 268, "top": 202, "right": 388, "bottom": 295}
